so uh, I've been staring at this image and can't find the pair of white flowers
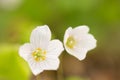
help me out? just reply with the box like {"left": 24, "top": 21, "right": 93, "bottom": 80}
{"left": 19, "top": 25, "right": 96, "bottom": 75}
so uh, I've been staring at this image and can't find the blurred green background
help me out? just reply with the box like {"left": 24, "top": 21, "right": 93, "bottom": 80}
{"left": 0, "top": 0, "right": 120, "bottom": 80}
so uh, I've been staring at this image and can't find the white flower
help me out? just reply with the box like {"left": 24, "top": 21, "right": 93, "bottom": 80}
{"left": 64, "top": 25, "right": 97, "bottom": 60}
{"left": 19, "top": 25, "right": 64, "bottom": 75}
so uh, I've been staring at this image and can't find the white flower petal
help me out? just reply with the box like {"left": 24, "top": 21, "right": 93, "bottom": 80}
{"left": 30, "top": 25, "right": 51, "bottom": 49}
{"left": 19, "top": 43, "right": 33, "bottom": 61}
{"left": 46, "top": 40, "right": 64, "bottom": 58}
{"left": 43, "top": 58, "right": 60, "bottom": 70}
{"left": 28, "top": 59, "right": 44, "bottom": 75}
{"left": 71, "top": 25, "right": 89, "bottom": 35}
{"left": 73, "top": 47, "right": 88, "bottom": 60}
{"left": 65, "top": 46, "right": 88, "bottom": 60}
{"left": 77, "top": 34, "right": 97, "bottom": 50}
{"left": 27, "top": 57, "right": 60, "bottom": 75}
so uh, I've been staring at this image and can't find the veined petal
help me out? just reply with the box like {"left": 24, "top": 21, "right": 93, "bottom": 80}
{"left": 77, "top": 34, "right": 97, "bottom": 50}
{"left": 71, "top": 25, "right": 89, "bottom": 35}
{"left": 46, "top": 40, "right": 64, "bottom": 58}
{"left": 27, "top": 57, "right": 59, "bottom": 75}
{"left": 30, "top": 25, "right": 51, "bottom": 50}
{"left": 73, "top": 47, "right": 88, "bottom": 60}
{"left": 19, "top": 43, "right": 33, "bottom": 61}
{"left": 27, "top": 58, "right": 44, "bottom": 75}
{"left": 65, "top": 46, "right": 88, "bottom": 60}
{"left": 43, "top": 58, "right": 60, "bottom": 70}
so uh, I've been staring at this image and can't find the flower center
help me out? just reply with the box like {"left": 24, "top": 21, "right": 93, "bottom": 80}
{"left": 66, "top": 36, "right": 76, "bottom": 49}
{"left": 32, "top": 48, "right": 46, "bottom": 62}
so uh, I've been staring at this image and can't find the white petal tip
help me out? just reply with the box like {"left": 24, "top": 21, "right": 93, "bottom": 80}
{"left": 75, "top": 25, "right": 90, "bottom": 33}
{"left": 78, "top": 56, "right": 86, "bottom": 61}
{"left": 74, "top": 53, "right": 87, "bottom": 61}
{"left": 31, "top": 69, "right": 44, "bottom": 76}
{"left": 33, "top": 71, "right": 43, "bottom": 76}
{"left": 18, "top": 43, "right": 32, "bottom": 61}
{"left": 36, "top": 25, "right": 49, "bottom": 28}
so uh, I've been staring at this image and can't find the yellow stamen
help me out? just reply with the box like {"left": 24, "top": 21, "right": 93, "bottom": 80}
{"left": 32, "top": 48, "right": 46, "bottom": 62}
{"left": 66, "top": 36, "right": 76, "bottom": 49}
